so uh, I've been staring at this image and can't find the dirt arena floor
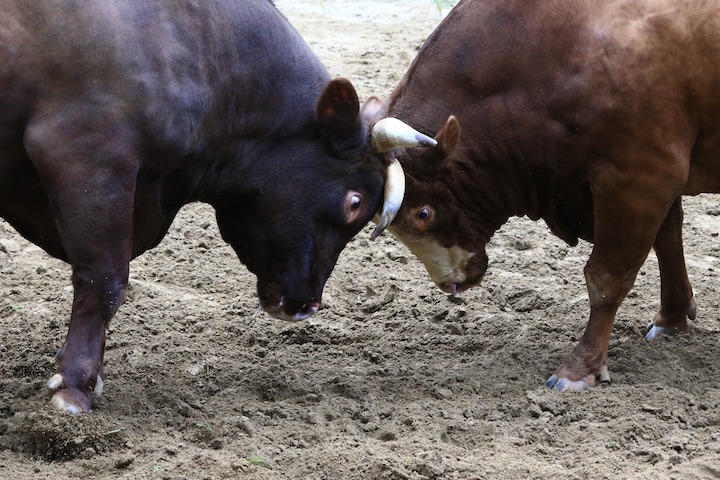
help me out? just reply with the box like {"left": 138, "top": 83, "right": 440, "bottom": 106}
{"left": 3, "top": 1, "right": 720, "bottom": 479}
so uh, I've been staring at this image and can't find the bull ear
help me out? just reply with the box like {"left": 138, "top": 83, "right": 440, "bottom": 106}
{"left": 317, "top": 78, "right": 365, "bottom": 156}
{"left": 435, "top": 115, "right": 460, "bottom": 157}
{"left": 360, "top": 96, "right": 384, "bottom": 125}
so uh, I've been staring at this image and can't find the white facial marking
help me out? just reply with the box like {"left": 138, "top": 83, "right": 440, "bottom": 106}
{"left": 389, "top": 228, "right": 475, "bottom": 285}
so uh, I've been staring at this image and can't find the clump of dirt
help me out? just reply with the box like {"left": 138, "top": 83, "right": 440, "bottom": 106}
{"left": 2, "top": 409, "right": 125, "bottom": 461}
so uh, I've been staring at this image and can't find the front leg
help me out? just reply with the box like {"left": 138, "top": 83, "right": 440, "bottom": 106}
{"left": 25, "top": 109, "right": 138, "bottom": 413}
{"left": 49, "top": 264, "right": 129, "bottom": 413}
{"left": 546, "top": 165, "right": 684, "bottom": 391}
{"left": 546, "top": 261, "right": 631, "bottom": 391}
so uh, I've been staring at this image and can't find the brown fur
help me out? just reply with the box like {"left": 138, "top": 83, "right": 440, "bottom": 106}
{"left": 382, "top": 0, "right": 719, "bottom": 389}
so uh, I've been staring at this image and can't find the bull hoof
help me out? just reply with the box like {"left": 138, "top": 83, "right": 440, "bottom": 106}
{"left": 645, "top": 323, "right": 678, "bottom": 341}
{"left": 688, "top": 299, "right": 697, "bottom": 321}
{"left": 51, "top": 391, "right": 89, "bottom": 414}
{"left": 546, "top": 367, "right": 610, "bottom": 392}
{"left": 47, "top": 373, "right": 101, "bottom": 414}
{"left": 546, "top": 375, "right": 590, "bottom": 392}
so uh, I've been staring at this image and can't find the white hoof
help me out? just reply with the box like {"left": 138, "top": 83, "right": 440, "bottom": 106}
{"left": 47, "top": 373, "right": 64, "bottom": 391}
{"left": 50, "top": 393, "right": 83, "bottom": 415}
{"left": 645, "top": 324, "right": 676, "bottom": 341}
{"left": 598, "top": 366, "right": 611, "bottom": 383}
{"left": 94, "top": 375, "right": 104, "bottom": 396}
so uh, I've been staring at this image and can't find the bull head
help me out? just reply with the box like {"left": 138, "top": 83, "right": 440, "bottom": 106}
{"left": 370, "top": 117, "right": 437, "bottom": 239}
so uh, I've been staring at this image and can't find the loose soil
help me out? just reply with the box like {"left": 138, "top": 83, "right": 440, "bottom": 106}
{"left": 2, "top": 1, "right": 720, "bottom": 479}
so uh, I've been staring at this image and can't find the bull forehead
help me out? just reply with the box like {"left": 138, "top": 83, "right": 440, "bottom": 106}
{"left": 388, "top": 227, "right": 475, "bottom": 285}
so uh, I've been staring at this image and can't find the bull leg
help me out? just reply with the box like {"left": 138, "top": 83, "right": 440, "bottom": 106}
{"left": 645, "top": 197, "right": 696, "bottom": 340}
{"left": 546, "top": 173, "right": 680, "bottom": 392}
{"left": 47, "top": 260, "right": 129, "bottom": 413}
{"left": 24, "top": 111, "right": 137, "bottom": 413}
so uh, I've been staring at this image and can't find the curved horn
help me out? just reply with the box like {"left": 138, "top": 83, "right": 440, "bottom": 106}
{"left": 371, "top": 117, "right": 438, "bottom": 153}
{"left": 370, "top": 158, "right": 405, "bottom": 240}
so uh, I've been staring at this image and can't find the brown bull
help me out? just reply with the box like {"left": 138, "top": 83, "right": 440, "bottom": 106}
{"left": 371, "top": 0, "right": 718, "bottom": 391}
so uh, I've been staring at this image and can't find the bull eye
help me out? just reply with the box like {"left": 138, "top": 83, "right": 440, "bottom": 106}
{"left": 350, "top": 195, "right": 362, "bottom": 211}
{"left": 414, "top": 205, "right": 433, "bottom": 230}
{"left": 345, "top": 191, "right": 364, "bottom": 223}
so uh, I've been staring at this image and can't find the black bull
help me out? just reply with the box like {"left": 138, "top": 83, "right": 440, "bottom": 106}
{"left": 0, "top": 0, "right": 433, "bottom": 413}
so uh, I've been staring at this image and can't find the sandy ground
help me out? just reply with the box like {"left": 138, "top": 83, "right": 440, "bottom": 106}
{"left": 3, "top": 1, "right": 720, "bottom": 479}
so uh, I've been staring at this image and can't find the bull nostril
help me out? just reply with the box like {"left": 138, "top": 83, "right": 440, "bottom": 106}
{"left": 283, "top": 298, "right": 321, "bottom": 320}
{"left": 438, "top": 281, "right": 474, "bottom": 295}
{"left": 302, "top": 302, "right": 320, "bottom": 316}
{"left": 261, "top": 297, "right": 321, "bottom": 321}
{"left": 292, "top": 301, "right": 319, "bottom": 320}
{"left": 438, "top": 282, "right": 458, "bottom": 295}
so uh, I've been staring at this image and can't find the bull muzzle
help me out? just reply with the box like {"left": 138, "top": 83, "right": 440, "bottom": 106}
{"left": 370, "top": 118, "right": 437, "bottom": 239}
{"left": 262, "top": 298, "right": 320, "bottom": 322}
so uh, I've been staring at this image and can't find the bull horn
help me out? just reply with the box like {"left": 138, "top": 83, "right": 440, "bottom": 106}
{"left": 370, "top": 158, "right": 405, "bottom": 240}
{"left": 371, "top": 117, "right": 437, "bottom": 153}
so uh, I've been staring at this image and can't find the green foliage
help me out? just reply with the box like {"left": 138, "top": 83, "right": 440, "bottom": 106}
{"left": 247, "top": 453, "right": 269, "bottom": 467}
{"left": 432, "top": 0, "right": 458, "bottom": 13}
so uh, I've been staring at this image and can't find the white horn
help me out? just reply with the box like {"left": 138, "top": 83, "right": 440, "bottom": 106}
{"left": 371, "top": 158, "right": 405, "bottom": 240}
{"left": 371, "top": 117, "right": 438, "bottom": 153}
